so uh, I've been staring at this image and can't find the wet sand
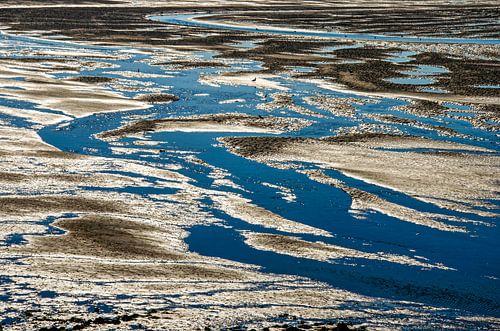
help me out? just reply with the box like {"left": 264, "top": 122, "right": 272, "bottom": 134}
{"left": 0, "top": 0, "right": 498, "bottom": 330}
{"left": 221, "top": 134, "right": 499, "bottom": 220}
{"left": 0, "top": 123, "right": 376, "bottom": 330}
{"left": 99, "top": 113, "right": 312, "bottom": 138}
{"left": 0, "top": 58, "right": 149, "bottom": 117}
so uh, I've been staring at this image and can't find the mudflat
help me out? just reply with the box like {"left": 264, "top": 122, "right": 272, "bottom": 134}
{"left": 0, "top": 1, "right": 498, "bottom": 330}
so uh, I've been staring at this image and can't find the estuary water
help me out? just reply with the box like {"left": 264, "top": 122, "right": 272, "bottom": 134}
{"left": 0, "top": 14, "right": 499, "bottom": 327}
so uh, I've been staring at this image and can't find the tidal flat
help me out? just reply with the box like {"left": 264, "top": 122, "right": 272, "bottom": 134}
{"left": 0, "top": 1, "right": 499, "bottom": 330}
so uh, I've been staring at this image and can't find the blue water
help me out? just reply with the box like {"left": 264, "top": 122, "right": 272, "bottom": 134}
{"left": 387, "top": 77, "right": 436, "bottom": 85}
{"left": 0, "top": 15, "right": 499, "bottom": 326}
{"left": 477, "top": 85, "right": 500, "bottom": 89}
{"left": 401, "top": 65, "right": 449, "bottom": 76}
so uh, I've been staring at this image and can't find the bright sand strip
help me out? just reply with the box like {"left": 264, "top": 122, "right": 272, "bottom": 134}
{"left": 242, "top": 232, "right": 453, "bottom": 270}
{"left": 151, "top": 121, "right": 280, "bottom": 133}
{"left": 0, "top": 60, "right": 148, "bottom": 118}
{"left": 212, "top": 194, "right": 332, "bottom": 237}
{"left": 200, "top": 72, "right": 289, "bottom": 91}
{"left": 0, "top": 105, "right": 71, "bottom": 125}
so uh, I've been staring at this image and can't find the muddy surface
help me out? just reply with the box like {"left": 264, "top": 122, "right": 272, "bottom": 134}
{"left": 100, "top": 113, "right": 312, "bottom": 138}
{"left": 221, "top": 133, "right": 498, "bottom": 220}
{"left": 135, "top": 93, "right": 180, "bottom": 103}
{"left": 0, "top": 1, "right": 499, "bottom": 330}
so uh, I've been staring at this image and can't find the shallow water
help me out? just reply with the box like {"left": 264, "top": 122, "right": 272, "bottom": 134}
{"left": 0, "top": 16, "right": 499, "bottom": 328}
{"left": 476, "top": 85, "right": 500, "bottom": 89}
{"left": 401, "top": 64, "right": 449, "bottom": 76}
{"left": 386, "top": 77, "right": 436, "bottom": 85}
{"left": 420, "top": 87, "right": 449, "bottom": 93}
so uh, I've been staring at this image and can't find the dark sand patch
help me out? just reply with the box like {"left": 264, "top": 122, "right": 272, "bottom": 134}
{"left": 21, "top": 215, "right": 184, "bottom": 260}
{"left": 0, "top": 195, "right": 122, "bottom": 215}
{"left": 68, "top": 76, "right": 115, "bottom": 83}
{"left": 35, "top": 259, "right": 246, "bottom": 280}
{"left": 99, "top": 113, "right": 311, "bottom": 138}
{"left": 258, "top": 93, "right": 325, "bottom": 117}
{"left": 367, "top": 114, "right": 462, "bottom": 137}
{"left": 154, "top": 60, "right": 229, "bottom": 69}
{"left": 135, "top": 93, "right": 180, "bottom": 103}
